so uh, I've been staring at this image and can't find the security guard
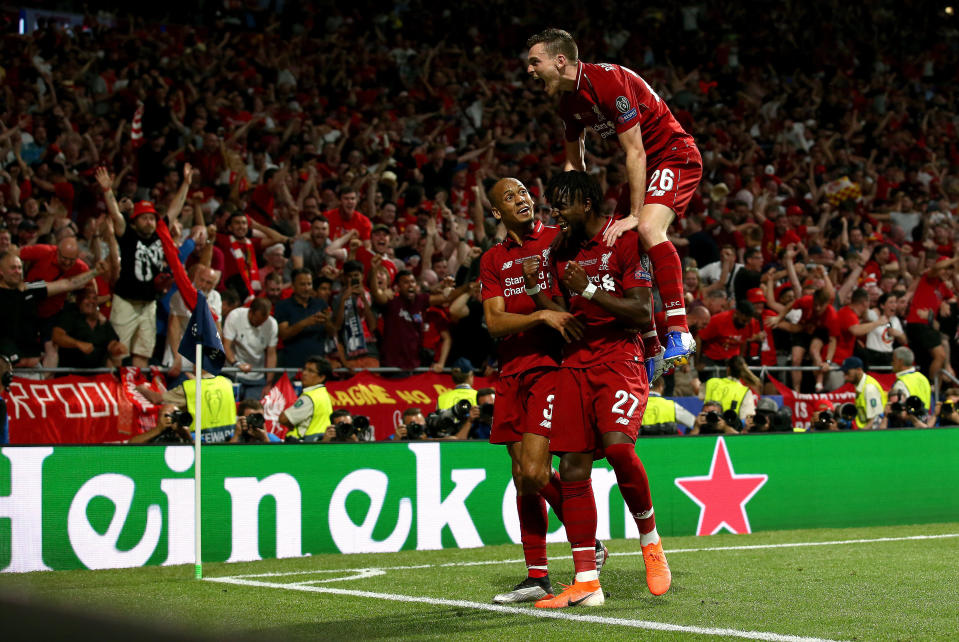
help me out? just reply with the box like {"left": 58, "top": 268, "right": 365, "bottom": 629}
{"left": 436, "top": 366, "right": 478, "bottom": 411}
{"left": 643, "top": 376, "right": 695, "bottom": 434}
{"left": 139, "top": 368, "right": 237, "bottom": 442}
{"left": 841, "top": 356, "right": 886, "bottom": 430}
{"left": 890, "top": 346, "right": 931, "bottom": 413}
{"left": 279, "top": 355, "right": 334, "bottom": 441}
{"left": 701, "top": 357, "right": 759, "bottom": 423}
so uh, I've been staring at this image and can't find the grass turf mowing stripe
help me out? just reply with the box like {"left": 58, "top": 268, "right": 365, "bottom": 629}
{"left": 204, "top": 575, "right": 842, "bottom": 642}
{"left": 220, "top": 532, "right": 959, "bottom": 579}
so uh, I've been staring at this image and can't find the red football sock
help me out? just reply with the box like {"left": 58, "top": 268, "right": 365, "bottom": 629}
{"left": 517, "top": 494, "right": 549, "bottom": 578}
{"left": 561, "top": 479, "right": 597, "bottom": 576}
{"left": 647, "top": 241, "right": 688, "bottom": 332}
{"left": 605, "top": 443, "right": 656, "bottom": 535}
{"left": 538, "top": 470, "right": 564, "bottom": 523}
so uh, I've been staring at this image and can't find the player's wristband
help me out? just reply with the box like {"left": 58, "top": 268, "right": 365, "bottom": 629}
{"left": 582, "top": 282, "right": 598, "bottom": 300}
{"left": 524, "top": 283, "right": 541, "bottom": 296}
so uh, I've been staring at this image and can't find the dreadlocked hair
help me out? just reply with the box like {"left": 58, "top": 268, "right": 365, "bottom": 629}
{"left": 545, "top": 170, "right": 602, "bottom": 213}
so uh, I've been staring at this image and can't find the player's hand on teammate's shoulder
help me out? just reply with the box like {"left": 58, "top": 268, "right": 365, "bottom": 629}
{"left": 540, "top": 310, "right": 584, "bottom": 342}
{"left": 603, "top": 214, "right": 639, "bottom": 246}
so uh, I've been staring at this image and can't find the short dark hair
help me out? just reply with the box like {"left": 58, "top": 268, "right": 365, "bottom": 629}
{"left": 813, "top": 288, "right": 831, "bottom": 306}
{"left": 343, "top": 260, "right": 364, "bottom": 275}
{"left": 312, "top": 215, "right": 329, "bottom": 225}
{"left": 264, "top": 168, "right": 279, "bottom": 183}
{"left": 337, "top": 185, "right": 357, "bottom": 197}
{"left": 545, "top": 170, "right": 602, "bottom": 213}
{"left": 227, "top": 210, "right": 248, "bottom": 225}
{"left": 402, "top": 407, "right": 424, "bottom": 420}
{"left": 877, "top": 292, "right": 894, "bottom": 307}
{"left": 477, "top": 387, "right": 495, "bottom": 398}
{"left": 250, "top": 297, "right": 272, "bottom": 315}
{"left": 264, "top": 272, "right": 283, "bottom": 285}
{"left": 526, "top": 28, "right": 578, "bottom": 61}
{"left": 316, "top": 276, "right": 333, "bottom": 289}
{"left": 291, "top": 267, "right": 313, "bottom": 283}
{"left": 305, "top": 355, "right": 333, "bottom": 379}
{"left": 221, "top": 288, "right": 241, "bottom": 306}
{"left": 395, "top": 269, "right": 415, "bottom": 285}
{"left": 330, "top": 409, "right": 352, "bottom": 422}
{"left": 735, "top": 300, "right": 756, "bottom": 318}
{"left": 745, "top": 247, "right": 763, "bottom": 261}
{"left": 450, "top": 368, "right": 472, "bottom": 384}
{"left": 238, "top": 399, "right": 264, "bottom": 413}
{"left": 850, "top": 288, "right": 869, "bottom": 305}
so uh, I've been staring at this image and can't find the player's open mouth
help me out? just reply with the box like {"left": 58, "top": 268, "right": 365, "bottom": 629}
{"left": 517, "top": 205, "right": 531, "bottom": 217}
{"left": 556, "top": 215, "right": 569, "bottom": 231}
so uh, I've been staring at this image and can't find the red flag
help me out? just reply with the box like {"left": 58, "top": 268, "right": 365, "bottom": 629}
{"left": 260, "top": 373, "right": 298, "bottom": 439}
{"left": 155, "top": 218, "right": 198, "bottom": 312}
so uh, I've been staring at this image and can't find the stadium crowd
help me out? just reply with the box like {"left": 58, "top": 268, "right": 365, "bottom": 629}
{"left": 2, "top": 0, "right": 959, "bottom": 439}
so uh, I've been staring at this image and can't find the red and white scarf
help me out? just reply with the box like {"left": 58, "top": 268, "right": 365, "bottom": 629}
{"left": 229, "top": 235, "right": 261, "bottom": 302}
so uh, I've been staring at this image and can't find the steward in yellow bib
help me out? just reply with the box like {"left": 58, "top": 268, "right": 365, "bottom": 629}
{"left": 701, "top": 357, "right": 760, "bottom": 424}
{"left": 642, "top": 377, "right": 695, "bottom": 434}
{"left": 182, "top": 375, "right": 238, "bottom": 442}
{"left": 279, "top": 355, "right": 334, "bottom": 441}
{"left": 437, "top": 367, "right": 478, "bottom": 411}
{"left": 142, "top": 372, "right": 238, "bottom": 443}
{"left": 890, "top": 347, "right": 931, "bottom": 413}
{"left": 841, "top": 356, "right": 886, "bottom": 430}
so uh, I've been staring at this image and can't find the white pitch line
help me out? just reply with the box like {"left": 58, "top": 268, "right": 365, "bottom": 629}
{"left": 204, "top": 575, "right": 841, "bottom": 642}
{"left": 222, "top": 532, "right": 959, "bottom": 579}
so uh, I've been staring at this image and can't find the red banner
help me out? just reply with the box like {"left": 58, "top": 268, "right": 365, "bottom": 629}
{"left": 324, "top": 371, "right": 497, "bottom": 440}
{"left": 4, "top": 371, "right": 499, "bottom": 444}
{"left": 5, "top": 374, "right": 136, "bottom": 444}
{"left": 769, "top": 373, "right": 895, "bottom": 431}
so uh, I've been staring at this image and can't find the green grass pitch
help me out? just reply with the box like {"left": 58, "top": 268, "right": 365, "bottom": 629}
{"left": 2, "top": 522, "right": 958, "bottom": 641}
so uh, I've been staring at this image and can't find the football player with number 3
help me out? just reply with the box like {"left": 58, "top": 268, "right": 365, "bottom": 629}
{"left": 527, "top": 171, "right": 670, "bottom": 609}
{"left": 527, "top": 28, "right": 704, "bottom": 377}
{"left": 479, "top": 177, "right": 608, "bottom": 605}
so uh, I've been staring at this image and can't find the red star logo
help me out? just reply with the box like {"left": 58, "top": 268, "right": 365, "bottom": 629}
{"left": 674, "top": 437, "right": 768, "bottom": 536}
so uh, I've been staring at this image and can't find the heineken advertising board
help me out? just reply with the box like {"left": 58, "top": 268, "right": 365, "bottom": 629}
{"left": 3, "top": 429, "right": 958, "bottom": 572}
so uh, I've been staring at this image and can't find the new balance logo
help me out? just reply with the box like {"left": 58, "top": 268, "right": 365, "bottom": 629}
{"left": 616, "top": 417, "right": 630, "bottom": 426}
{"left": 540, "top": 420, "right": 552, "bottom": 429}
{"left": 652, "top": 189, "right": 665, "bottom": 197}
{"left": 502, "top": 260, "right": 513, "bottom": 270}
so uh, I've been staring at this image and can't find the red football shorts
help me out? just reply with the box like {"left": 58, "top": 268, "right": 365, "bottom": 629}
{"left": 615, "top": 140, "right": 702, "bottom": 219}
{"left": 489, "top": 366, "right": 557, "bottom": 444}
{"left": 550, "top": 360, "right": 649, "bottom": 453}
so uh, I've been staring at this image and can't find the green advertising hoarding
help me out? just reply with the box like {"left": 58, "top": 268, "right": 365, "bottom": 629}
{"left": 2, "top": 429, "right": 959, "bottom": 573}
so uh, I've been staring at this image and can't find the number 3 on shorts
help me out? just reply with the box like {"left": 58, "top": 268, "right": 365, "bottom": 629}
{"left": 647, "top": 168, "right": 675, "bottom": 192}
{"left": 611, "top": 390, "right": 640, "bottom": 416}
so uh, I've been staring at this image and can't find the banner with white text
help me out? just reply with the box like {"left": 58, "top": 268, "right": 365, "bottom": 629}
{"left": 2, "top": 429, "right": 958, "bottom": 572}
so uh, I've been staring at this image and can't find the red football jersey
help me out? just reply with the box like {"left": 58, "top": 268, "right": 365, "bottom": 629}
{"left": 698, "top": 309, "right": 757, "bottom": 361}
{"left": 793, "top": 295, "right": 838, "bottom": 330}
{"left": 549, "top": 221, "right": 651, "bottom": 367}
{"left": 559, "top": 62, "right": 693, "bottom": 164}
{"left": 480, "top": 221, "right": 563, "bottom": 376}
{"left": 833, "top": 305, "right": 862, "bottom": 363}
{"left": 906, "top": 275, "right": 953, "bottom": 325}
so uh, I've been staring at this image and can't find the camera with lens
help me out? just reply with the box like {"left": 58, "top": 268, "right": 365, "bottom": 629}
{"left": 169, "top": 408, "right": 192, "bottom": 428}
{"left": 404, "top": 422, "right": 426, "bottom": 440}
{"left": 817, "top": 409, "right": 834, "bottom": 427}
{"left": 238, "top": 412, "right": 267, "bottom": 442}
{"left": 478, "top": 402, "right": 495, "bottom": 423}
{"left": 942, "top": 401, "right": 954, "bottom": 416}
{"left": 704, "top": 410, "right": 721, "bottom": 426}
{"left": 246, "top": 412, "right": 265, "bottom": 431}
{"left": 351, "top": 275, "right": 361, "bottom": 288}
{"left": 838, "top": 402, "right": 857, "bottom": 421}
{"left": 334, "top": 421, "right": 358, "bottom": 440}
{"left": 352, "top": 415, "right": 372, "bottom": 441}
{"left": 425, "top": 399, "right": 472, "bottom": 438}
